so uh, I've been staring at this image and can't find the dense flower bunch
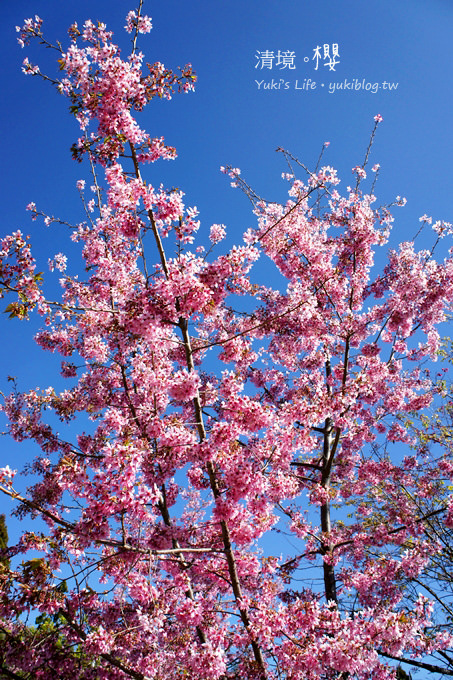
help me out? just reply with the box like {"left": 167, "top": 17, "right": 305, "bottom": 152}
{"left": 18, "top": 6, "right": 195, "bottom": 166}
{"left": 1, "top": 5, "right": 453, "bottom": 679}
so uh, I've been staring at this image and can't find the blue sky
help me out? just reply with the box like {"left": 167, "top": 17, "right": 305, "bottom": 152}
{"left": 1, "top": 0, "right": 453, "bottom": 539}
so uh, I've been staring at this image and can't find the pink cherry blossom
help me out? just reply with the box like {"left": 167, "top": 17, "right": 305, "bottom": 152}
{"left": 209, "top": 223, "right": 226, "bottom": 244}
{"left": 1, "top": 8, "right": 453, "bottom": 680}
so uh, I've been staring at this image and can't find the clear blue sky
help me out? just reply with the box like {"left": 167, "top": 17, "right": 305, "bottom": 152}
{"left": 1, "top": 0, "right": 453, "bottom": 531}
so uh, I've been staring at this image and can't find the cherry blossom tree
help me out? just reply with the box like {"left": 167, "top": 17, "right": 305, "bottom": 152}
{"left": 374, "top": 351, "right": 453, "bottom": 678}
{"left": 1, "top": 4, "right": 453, "bottom": 678}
